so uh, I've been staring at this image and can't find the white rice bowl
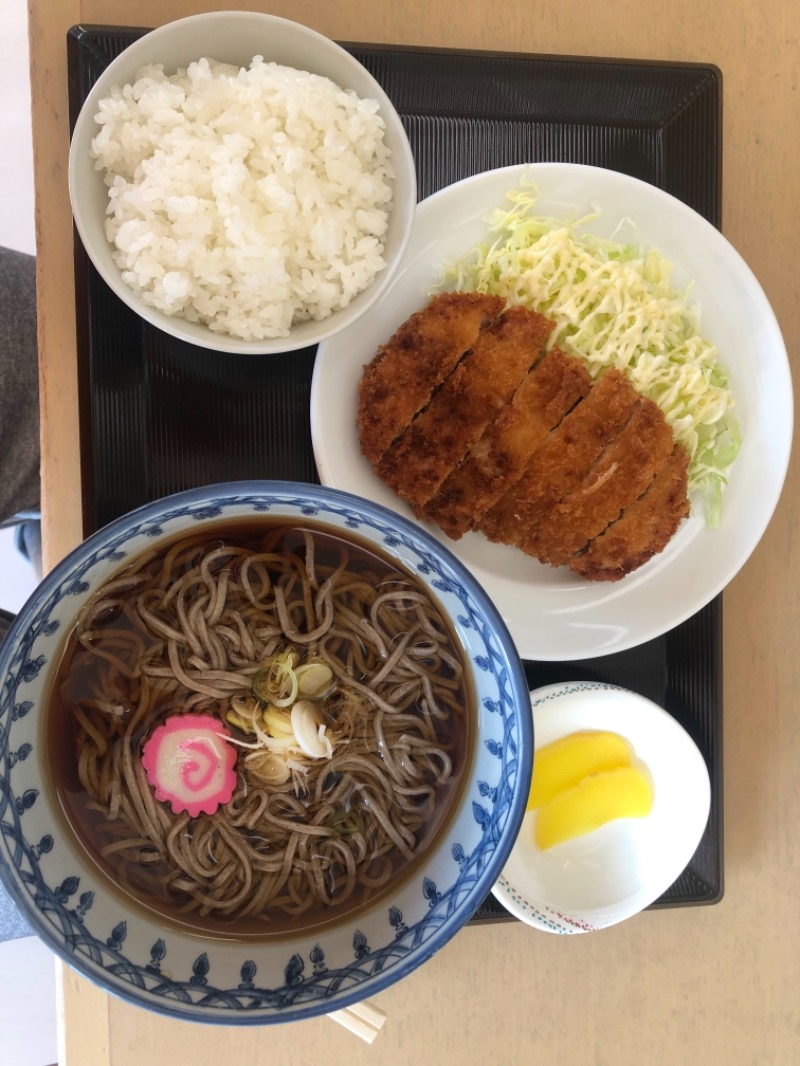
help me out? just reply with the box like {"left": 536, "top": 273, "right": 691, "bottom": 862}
{"left": 91, "top": 57, "right": 395, "bottom": 341}
{"left": 68, "top": 12, "right": 417, "bottom": 354}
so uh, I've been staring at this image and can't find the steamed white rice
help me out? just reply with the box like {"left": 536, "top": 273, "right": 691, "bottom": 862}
{"left": 90, "top": 57, "right": 395, "bottom": 340}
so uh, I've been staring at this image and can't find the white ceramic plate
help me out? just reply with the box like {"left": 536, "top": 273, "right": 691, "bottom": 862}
{"left": 311, "top": 162, "right": 793, "bottom": 661}
{"left": 491, "top": 682, "right": 711, "bottom": 934}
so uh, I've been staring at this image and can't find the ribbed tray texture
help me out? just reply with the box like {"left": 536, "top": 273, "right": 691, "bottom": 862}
{"left": 68, "top": 28, "right": 723, "bottom": 916}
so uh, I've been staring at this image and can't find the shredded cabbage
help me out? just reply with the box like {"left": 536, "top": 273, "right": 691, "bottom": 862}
{"left": 437, "top": 182, "right": 740, "bottom": 525}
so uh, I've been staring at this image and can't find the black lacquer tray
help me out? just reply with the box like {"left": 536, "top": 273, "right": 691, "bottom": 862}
{"left": 67, "top": 26, "right": 724, "bottom": 919}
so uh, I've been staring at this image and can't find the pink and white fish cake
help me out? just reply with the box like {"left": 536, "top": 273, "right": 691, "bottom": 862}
{"left": 142, "top": 714, "right": 237, "bottom": 817}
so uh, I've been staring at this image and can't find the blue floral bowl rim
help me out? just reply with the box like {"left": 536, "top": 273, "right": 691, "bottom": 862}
{"left": 0, "top": 479, "right": 532, "bottom": 1023}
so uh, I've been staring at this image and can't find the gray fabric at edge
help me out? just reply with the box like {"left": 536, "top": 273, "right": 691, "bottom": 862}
{"left": 0, "top": 246, "right": 40, "bottom": 523}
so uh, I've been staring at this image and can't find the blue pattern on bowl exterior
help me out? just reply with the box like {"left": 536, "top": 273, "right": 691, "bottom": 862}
{"left": 0, "top": 482, "right": 530, "bottom": 1024}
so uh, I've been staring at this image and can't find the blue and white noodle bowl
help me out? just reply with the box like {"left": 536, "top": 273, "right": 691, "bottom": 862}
{"left": 0, "top": 482, "right": 530, "bottom": 1024}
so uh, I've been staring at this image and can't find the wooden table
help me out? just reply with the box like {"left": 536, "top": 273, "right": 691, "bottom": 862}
{"left": 28, "top": 2, "right": 798, "bottom": 1064}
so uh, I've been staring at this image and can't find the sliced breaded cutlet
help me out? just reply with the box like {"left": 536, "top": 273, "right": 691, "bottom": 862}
{"left": 480, "top": 368, "right": 640, "bottom": 549}
{"left": 569, "top": 444, "right": 690, "bottom": 582}
{"left": 526, "top": 395, "right": 675, "bottom": 567}
{"left": 376, "top": 306, "right": 555, "bottom": 511}
{"left": 422, "top": 347, "right": 592, "bottom": 540}
{"left": 357, "top": 291, "right": 505, "bottom": 465}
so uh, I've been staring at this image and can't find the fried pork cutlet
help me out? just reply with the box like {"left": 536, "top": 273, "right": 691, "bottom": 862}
{"left": 357, "top": 291, "right": 505, "bottom": 465}
{"left": 570, "top": 444, "right": 690, "bottom": 582}
{"left": 422, "top": 347, "right": 592, "bottom": 540}
{"left": 376, "top": 306, "right": 554, "bottom": 511}
{"left": 359, "top": 293, "right": 693, "bottom": 583}
{"left": 480, "top": 368, "right": 640, "bottom": 549}
{"left": 525, "top": 395, "right": 675, "bottom": 567}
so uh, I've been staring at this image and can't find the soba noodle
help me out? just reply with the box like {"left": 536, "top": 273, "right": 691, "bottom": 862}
{"left": 52, "top": 521, "right": 469, "bottom": 930}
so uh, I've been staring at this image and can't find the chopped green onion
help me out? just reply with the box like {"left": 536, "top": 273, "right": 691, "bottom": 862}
{"left": 251, "top": 651, "right": 299, "bottom": 707}
{"left": 331, "top": 808, "right": 365, "bottom": 836}
{"left": 295, "top": 662, "right": 334, "bottom": 698}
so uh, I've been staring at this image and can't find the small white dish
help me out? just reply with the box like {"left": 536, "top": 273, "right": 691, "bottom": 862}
{"left": 311, "top": 161, "right": 793, "bottom": 660}
{"left": 491, "top": 681, "right": 711, "bottom": 934}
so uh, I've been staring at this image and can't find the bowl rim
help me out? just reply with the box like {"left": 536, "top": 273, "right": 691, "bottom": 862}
{"left": 0, "top": 480, "right": 532, "bottom": 1023}
{"left": 67, "top": 11, "right": 418, "bottom": 355}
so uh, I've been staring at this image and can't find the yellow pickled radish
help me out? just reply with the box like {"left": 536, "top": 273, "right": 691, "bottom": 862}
{"left": 527, "top": 730, "right": 632, "bottom": 812}
{"left": 534, "top": 765, "right": 654, "bottom": 850}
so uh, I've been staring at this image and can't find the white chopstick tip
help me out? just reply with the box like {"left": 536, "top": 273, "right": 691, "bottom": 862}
{"left": 327, "top": 1000, "right": 387, "bottom": 1043}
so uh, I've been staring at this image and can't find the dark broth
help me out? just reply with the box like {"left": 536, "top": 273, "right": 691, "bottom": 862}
{"left": 45, "top": 517, "right": 474, "bottom": 939}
